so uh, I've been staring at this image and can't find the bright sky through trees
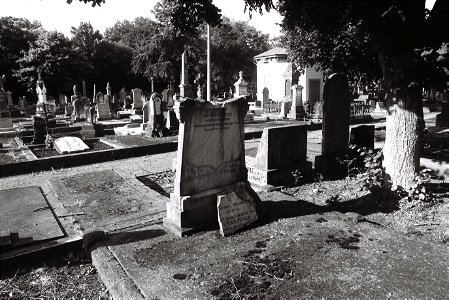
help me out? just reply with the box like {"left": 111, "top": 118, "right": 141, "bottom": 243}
{"left": 1, "top": 0, "right": 283, "bottom": 38}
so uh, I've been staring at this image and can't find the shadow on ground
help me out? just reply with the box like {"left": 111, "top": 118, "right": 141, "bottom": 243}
{"left": 258, "top": 190, "right": 401, "bottom": 228}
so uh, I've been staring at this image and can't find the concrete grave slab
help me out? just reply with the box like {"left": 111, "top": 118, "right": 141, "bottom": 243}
{"left": 53, "top": 136, "right": 89, "bottom": 154}
{"left": 51, "top": 170, "right": 166, "bottom": 235}
{"left": 0, "top": 186, "right": 65, "bottom": 248}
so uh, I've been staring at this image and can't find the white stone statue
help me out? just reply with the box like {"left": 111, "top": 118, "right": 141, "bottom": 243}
{"left": 36, "top": 73, "right": 47, "bottom": 104}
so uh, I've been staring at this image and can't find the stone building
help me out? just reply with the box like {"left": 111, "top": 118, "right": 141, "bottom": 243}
{"left": 254, "top": 47, "right": 324, "bottom": 108}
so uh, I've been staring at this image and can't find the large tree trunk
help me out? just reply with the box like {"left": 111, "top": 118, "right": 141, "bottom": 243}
{"left": 382, "top": 82, "right": 424, "bottom": 191}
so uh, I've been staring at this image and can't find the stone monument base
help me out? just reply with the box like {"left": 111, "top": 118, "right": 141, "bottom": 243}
{"left": 247, "top": 161, "right": 312, "bottom": 187}
{"left": 315, "top": 153, "right": 348, "bottom": 179}
{"left": 163, "top": 181, "right": 263, "bottom": 237}
{"left": 287, "top": 106, "right": 305, "bottom": 120}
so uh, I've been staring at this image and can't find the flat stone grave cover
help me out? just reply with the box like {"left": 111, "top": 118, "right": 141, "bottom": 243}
{"left": 53, "top": 136, "right": 90, "bottom": 154}
{"left": 0, "top": 186, "right": 65, "bottom": 248}
{"left": 51, "top": 170, "right": 166, "bottom": 234}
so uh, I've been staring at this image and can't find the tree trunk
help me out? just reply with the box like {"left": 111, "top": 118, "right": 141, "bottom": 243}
{"left": 382, "top": 83, "right": 424, "bottom": 191}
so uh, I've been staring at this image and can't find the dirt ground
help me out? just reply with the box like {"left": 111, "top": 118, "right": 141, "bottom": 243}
{"left": 0, "top": 170, "right": 448, "bottom": 299}
{"left": 0, "top": 250, "right": 108, "bottom": 299}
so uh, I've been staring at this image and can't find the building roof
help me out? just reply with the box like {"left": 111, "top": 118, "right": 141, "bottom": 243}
{"left": 254, "top": 47, "right": 288, "bottom": 59}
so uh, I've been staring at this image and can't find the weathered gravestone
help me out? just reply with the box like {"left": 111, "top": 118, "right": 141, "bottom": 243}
{"left": 58, "top": 94, "right": 67, "bottom": 110}
{"left": 65, "top": 101, "right": 74, "bottom": 117}
{"left": 132, "top": 88, "right": 143, "bottom": 111}
{"left": 217, "top": 188, "right": 259, "bottom": 236}
{"left": 18, "top": 96, "right": 26, "bottom": 109}
{"left": 6, "top": 91, "right": 13, "bottom": 106}
{"left": 32, "top": 115, "right": 47, "bottom": 144}
{"left": 315, "top": 73, "right": 351, "bottom": 178}
{"left": 119, "top": 87, "right": 127, "bottom": 105}
{"left": 234, "top": 71, "right": 248, "bottom": 97}
{"left": 247, "top": 124, "right": 312, "bottom": 187}
{"left": 145, "top": 93, "right": 165, "bottom": 135}
{"left": 53, "top": 136, "right": 89, "bottom": 154}
{"left": 164, "top": 97, "right": 264, "bottom": 236}
{"left": 72, "top": 98, "right": 88, "bottom": 121}
{"left": 262, "top": 87, "right": 269, "bottom": 111}
{"left": 95, "top": 92, "right": 112, "bottom": 121}
{"left": 287, "top": 85, "right": 305, "bottom": 120}
{"left": 350, "top": 125, "right": 375, "bottom": 148}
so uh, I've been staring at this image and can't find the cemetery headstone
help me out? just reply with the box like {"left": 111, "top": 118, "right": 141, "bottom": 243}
{"left": 142, "top": 99, "right": 152, "bottom": 124}
{"left": 18, "top": 97, "right": 26, "bottom": 109}
{"left": 123, "top": 96, "right": 133, "bottom": 110}
{"left": 32, "top": 115, "right": 47, "bottom": 144}
{"left": 247, "top": 124, "right": 312, "bottom": 186}
{"left": 58, "top": 94, "right": 67, "bottom": 110}
{"left": 217, "top": 188, "right": 259, "bottom": 236}
{"left": 166, "top": 89, "right": 174, "bottom": 108}
{"left": 145, "top": 93, "right": 165, "bottom": 135}
{"left": 72, "top": 98, "right": 89, "bottom": 121}
{"left": 350, "top": 125, "right": 375, "bottom": 148}
{"left": 262, "top": 87, "right": 269, "bottom": 111}
{"left": 95, "top": 92, "right": 112, "bottom": 121}
{"left": 234, "top": 71, "right": 248, "bottom": 97}
{"left": 163, "top": 97, "right": 263, "bottom": 236}
{"left": 6, "top": 91, "right": 13, "bottom": 106}
{"left": 53, "top": 136, "right": 89, "bottom": 154}
{"left": 132, "top": 88, "right": 143, "bottom": 110}
{"left": 287, "top": 85, "right": 305, "bottom": 120}
{"left": 65, "top": 101, "right": 74, "bottom": 117}
{"left": 315, "top": 73, "right": 351, "bottom": 178}
{"left": 119, "top": 87, "right": 127, "bottom": 105}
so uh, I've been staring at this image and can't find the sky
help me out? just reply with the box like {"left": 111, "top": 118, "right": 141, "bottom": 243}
{"left": 1, "top": 0, "right": 283, "bottom": 38}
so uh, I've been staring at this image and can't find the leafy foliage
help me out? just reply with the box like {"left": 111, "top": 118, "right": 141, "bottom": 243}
{"left": 0, "top": 17, "right": 41, "bottom": 94}
{"left": 70, "top": 22, "right": 103, "bottom": 58}
{"left": 153, "top": 0, "right": 222, "bottom": 34}
{"left": 104, "top": 17, "right": 159, "bottom": 48}
{"left": 14, "top": 31, "right": 91, "bottom": 95}
{"left": 66, "top": 0, "right": 104, "bottom": 7}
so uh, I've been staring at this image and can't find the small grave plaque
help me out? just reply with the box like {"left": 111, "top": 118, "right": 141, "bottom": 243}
{"left": 217, "top": 190, "right": 258, "bottom": 236}
{"left": 54, "top": 136, "right": 89, "bottom": 154}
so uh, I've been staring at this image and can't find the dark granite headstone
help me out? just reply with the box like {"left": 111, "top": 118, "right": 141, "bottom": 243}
{"left": 315, "top": 73, "right": 351, "bottom": 178}
{"left": 351, "top": 125, "right": 375, "bottom": 148}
